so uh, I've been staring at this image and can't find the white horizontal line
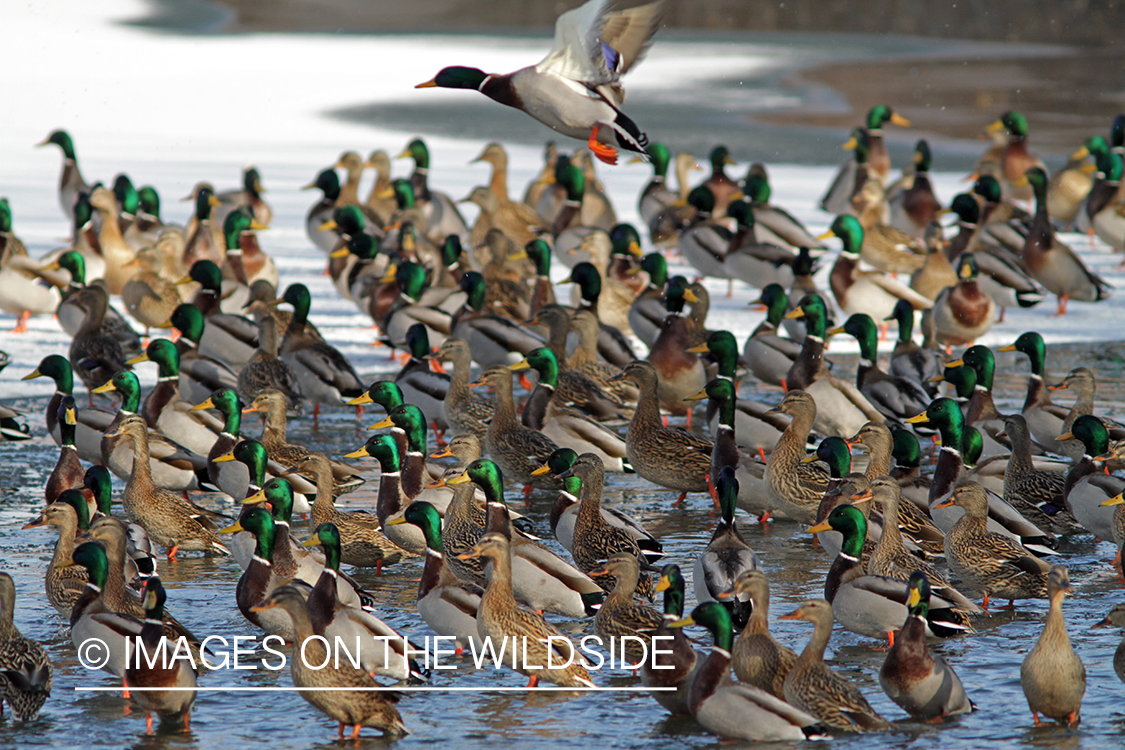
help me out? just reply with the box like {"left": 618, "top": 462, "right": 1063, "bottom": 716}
{"left": 74, "top": 686, "right": 674, "bottom": 692}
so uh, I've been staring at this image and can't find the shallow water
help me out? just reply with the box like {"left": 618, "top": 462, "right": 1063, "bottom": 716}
{"left": 4, "top": 2, "right": 1125, "bottom": 749}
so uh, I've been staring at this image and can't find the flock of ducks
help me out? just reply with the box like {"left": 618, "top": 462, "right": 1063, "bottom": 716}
{"left": 2, "top": 0, "right": 1125, "bottom": 743}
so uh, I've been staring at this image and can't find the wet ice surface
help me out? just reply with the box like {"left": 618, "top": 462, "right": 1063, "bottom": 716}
{"left": 3, "top": 2, "right": 1125, "bottom": 749}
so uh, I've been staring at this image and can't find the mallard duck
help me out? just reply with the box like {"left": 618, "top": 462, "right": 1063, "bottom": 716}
{"left": 46, "top": 395, "right": 84, "bottom": 503}
{"left": 0, "top": 203, "right": 64, "bottom": 332}
{"left": 783, "top": 246, "right": 837, "bottom": 342}
{"left": 884, "top": 299, "right": 943, "bottom": 398}
{"left": 999, "top": 414, "right": 1074, "bottom": 533}
{"left": 908, "top": 221, "right": 957, "bottom": 302}
{"left": 250, "top": 587, "right": 408, "bottom": 738}
{"left": 344, "top": 431, "right": 428, "bottom": 555}
{"left": 764, "top": 391, "right": 830, "bottom": 524}
{"left": 809, "top": 504, "right": 973, "bottom": 642}
{"left": 879, "top": 571, "right": 974, "bottom": 720}
{"left": 106, "top": 415, "right": 228, "bottom": 558}
{"left": 934, "top": 482, "right": 1049, "bottom": 608}
{"left": 1080, "top": 149, "right": 1125, "bottom": 253}
{"left": 636, "top": 144, "right": 699, "bottom": 230}
{"left": 181, "top": 185, "right": 225, "bottom": 272}
{"left": 120, "top": 243, "right": 180, "bottom": 334}
{"left": 719, "top": 569, "right": 796, "bottom": 698}
{"left": 387, "top": 502, "right": 482, "bottom": 651}
{"left": 1018, "top": 167, "right": 1110, "bottom": 315}
{"left": 944, "top": 345, "right": 1009, "bottom": 456}
{"left": 1021, "top": 565, "right": 1085, "bottom": 726}
{"left": 852, "top": 479, "right": 976, "bottom": 611}
{"left": 220, "top": 507, "right": 311, "bottom": 639}
{"left": 1051, "top": 367, "right": 1125, "bottom": 452}
{"left": 588, "top": 552, "right": 663, "bottom": 664}
{"left": 123, "top": 578, "right": 196, "bottom": 734}
{"left": 722, "top": 201, "right": 801, "bottom": 293}
{"left": 457, "top": 533, "right": 594, "bottom": 687}
{"left": 639, "top": 564, "right": 703, "bottom": 716}
{"left": 743, "top": 284, "right": 802, "bottom": 389}
{"left": 469, "top": 365, "right": 561, "bottom": 490}
{"left": 395, "top": 137, "right": 469, "bottom": 242}
{"left": 178, "top": 261, "right": 258, "bottom": 367}
{"left": 471, "top": 142, "right": 548, "bottom": 243}
{"left": 221, "top": 207, "right": 277, "bottom": 297}
{"left": 244, "top": 389, "right": 362, "bottom": 491}
{"left": 160, "top": 303, "right": 242, "bottom": 403}
{"left": 22, "top": 498, "right": 89, "bottom": 616}
{"left": 0, "top": 572, "right": 52, "bottom": 722}
{"left": 449, "top": 458, "right": 604, "bottom": 616}
{"left": 418, "top": 0, "right": 662, "bottom": 164}
{"left": 1092, "top": 602, "right": 1125, "bottom": 684}
{"left": 234, "top": 316, "right": 301, "bottom": 406}
{"left": 365, "top": 404, "right": 449, "bottom": 504}
{"left": 303, "top": 167, "right": 342, "bottom": 254}
{"left": 742, "top": 168, "right": 826, "bottom": 249}
{"left": 510, "top": 349, "right": 628, "bottom": 471}
{"left": 693, "top": 466, "right": 758, "bottom": 627}
{"left": 827, "top": 313, "right": 931, "bottom": 424}
{"left": 566, "top": 307, "right": 638, "bottom": 404}
{"left": 524, "top": 305, "right": 624, "bottom": 419}
{"left": 47, "top": 250, "right": 138, "bottom": 355}
{"left": 779, "top": 599, "right": 893, "bottom": 732}
{"left": 298, "top": 523, "right": 422, "bottom": 681}
{"left": 535, "top": 448, "right": 661, "bottom": 562}
{"left": 821, "top": 215, "right": 933, "bottom": 322}
{"left": 669, "top": 602, "right": 827, "bottom": 741}
{"left": 290, "top": 455, "right": 405, "bottom": 570}
{"left": 93, "top": 370, "right": 209, "bottom": 491}
{"left": 615, "top": 360, "right": 711, "bottom": 498}
{"left": 275, "top": 283, "right": 363, "bottom": 409}
{"left": 820, "top": 127, "right": 872, "bottom": 215}
{"left": 375, "top": 261, "right": 454, "bottom": 350}
{"left": 931, "top": 253, "right": 995, "bottom": 346}
{"left": 545, "top": 454, "right": 652, "bottom": 595}
{"left": 1059, "top": 415, "right": 1124, "bottom": 541}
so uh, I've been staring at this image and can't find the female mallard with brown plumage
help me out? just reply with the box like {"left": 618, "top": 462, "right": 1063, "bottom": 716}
{"left": 719, "top": 569, "right": 796, "bottom": 698}
{"left": 1021, "top": 565, "right": 1085, "bottom": 727}
{"left": 764, "top": 391, "right": 829, "bottom": 525}
{"left": 588, "top": 552, "right": 663, "bottom": 665}
{"left": 0, "top": 572, "right": 52, "bottom": 722}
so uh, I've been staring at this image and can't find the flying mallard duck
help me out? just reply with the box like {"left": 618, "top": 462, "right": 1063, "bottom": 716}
{"left": 417, "top": 0, "right": 665, "bottom": 165}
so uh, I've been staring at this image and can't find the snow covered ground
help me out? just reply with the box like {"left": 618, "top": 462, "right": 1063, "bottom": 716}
{"left": 1, "top": 0, "right": 1122, "bottom": 404}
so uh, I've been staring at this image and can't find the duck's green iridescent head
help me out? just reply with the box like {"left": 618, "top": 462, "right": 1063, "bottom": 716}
{"left": 113, "top": 175, "right": 138, "bottom": 216}
{"left": 829, "top": 313, "right": 879, "bottom": 362}
{"left": 695, "top": 329, "right": 740, "bottom": 377}
{"left": 959, "top": 345, "right": 995, "bottom": 391}
{"left": 419, "top": 66, "right": 489, "bottom": 91}
{"left": 566, "top": 262, "right": 602, "bottom": 305}
{"left": 726, "top": 200, "right": 755, "bottom": 230}
{"left": 813, "top": 436, "right": 852, "bottom": 479}
{"left": 790, "top": 293, "right": 828, "bottom": 338}
{"left": 909, "top": 397, "right": 964, "bottom": 450}
{"left": 348, "top": 433, "right": 402, "bottom": 473}
{"left": 743, "top": 173, "right": 770, "bottom": 203}
{"left": 308, "top": 168, "right": 341, "bottom": 200}
{"left": 230, "top": 505, "right": 275, "bottom": 560}
{"left": 195, "top": 388, "right": 242, "bottom": 434}
{"left": 281, "top": 283, "right": 312, "bottom": 323}
{"left": 394, "top": 261, "right": 429, "bottom": 302}
{"left": 754, "top": 284, "right": 788, "bottom": 327}
{"left": 663, "top": 275, "right": 692, "bottom": 314}
{"left": 962, "top": 425, "right": 983, "bottom": 466}
{"left": 188, "top": 259, "right": 223, "bottom": 292}
{"left": 440, "top": 235, "right": 463, "bottom": 269}
{"left": 686, "top": 185, "right": 716, "bottom": 215}
{"left": 84, "top": 465, "right": 114, "bottom": 517}
{"left": 330, "top": 205, "right": 367, "bottom": 236}
{"left": 609, "top": 223, "right": 642, "bottom": 259}
{"left": 994, "top": 111, "right": 1030, "bottom": 138}
{"left": 462, "top": 458, "right": 505, "bottom": 503}
{"left": 1001, "top": 331, "right": 1047, "bottom": 376}
{"left": 95, "top": 370, "right": 142, "bottom": 413}
{"left": 1096, "top": 151, "right": 1124, "bottom": 182}
{"left": 1068, "top": 414, "right": 1110, "bottom": 457}
{"left": 401, "top": 502, "right": 443, "bottom": 553}
{"left": 57, "top": 489, "right": 92, "bottom": 530}
{"left": 941, "top": 364, "right": 977, "bottom": 399}
{"left": 0, "top": 199, "right": 12, "bottom": 234}
{"left": 523, "top": 239, "right": 552, "bottom": 276}
{"left": 194, "top": 186, "right": 219, "bottom": 221}
{"left": 357, "top": 380, "right": 404, "bottom": 412}
{"left": 141, "top": 578, "right": 167, "bottom": 620}
{"left": 304, "top": 521, "right": 343, "bottom": 570}
{"left": 824, "top": 503, "right": 867, "bottom": 557}
{"left": 398, "top": 138, "right": 429, "bottom": 169}
{"left": 169, "top": 303, "right": 205, "bottom": 345}
{"left": 140, "top": 338, "right": 180, "bottom": 379}
{"left": 232, "top": 439, "right": 270, "bottom": 489}
{"left": 404, "top": 323, "right": 431, "bottom": 362}
{"left": 380, "top": 404, "right": 427, "bottom": 453}
{"left": 972, "top": 175, "right": 1003, "bottom": 205}
{"left": 53, "top": 250, "right": 86, "bottom": 287}
{"left": 655, "top": 563, "right": 686, "bottom": 618}
{"left": 544, "top": 447, "right": 579, "bottom": 476}
{"left": 890, "top": 428, "right": 921, "bottom": 469}
{"left": 885, "top": 299, "right": 915, "bottom": 342}
{"left": 25, "top": 353, "right": 75, "bottom": 393}
{"left": 555, "top": 159, "right": 585, "bottom": 203}
{"left": 224, "top": 207, "right": 263, "bottom": 251}
{"left": 867, "top": 105, "right": 909, "bottom": 131}
{"left": 950, "top": 193, "right": 980, "bottom": 225}
{"left": 709, "top": 145, "right": 734, "bottom": 170}
{"left": 644, "top": 142, "right": 670, "bottom": 177}
{"left": 71, "top": 541, "right": 109, "bottom": 589}
{"left": 675, "top": 601, "right": 734, "bottom": 651}
{"left": 640, "top": 253, "right": 668, "bottom": 288}
{"left": 516, "top": 347, "right": 560, "bottom": 388}
{"left": 74, "top": 193, "right": 94, "bottom": 232}
{"left": 40, "top": 130, "right": 77, "bottom": 160}
{"left": 826, "top": 214, "right": 864, "bottom": 256}
{"left": 57, "top": 394, "right": 78, "bottom": 447}
{"left": 912, "top": 139, "right": 932, "bottom": 172}
{"left": 342, "top": 231, "right": 380, "bottom": 263}
{"left": 459, "top": 271, "right": 486, "bottom": 311}
{"left": 389, "top": 178, "right": 416, "bottom": 209}
{"left": 137, "top": 186, "right": 161, "bottom": 219}
{"left": 243, "top": 167, "right": 264, "bottom": 196}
